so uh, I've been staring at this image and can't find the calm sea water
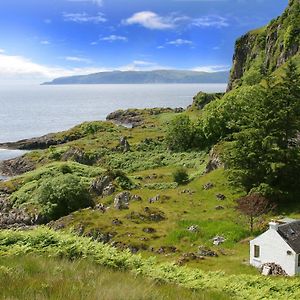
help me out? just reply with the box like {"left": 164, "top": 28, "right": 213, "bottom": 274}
{"left": 0, "top": 83, "right": 226, "bottom": 164}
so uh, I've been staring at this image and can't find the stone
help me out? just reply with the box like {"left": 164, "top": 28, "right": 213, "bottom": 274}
{"left": 61, "top": 147, "right": 86, "bottom": 164}
{"left": 102, "top": 183, "right": 115, "bottom": 196}
{"left": 203, "top": 182, "right": 214, "bottom": 190}
{"left": 212, "top": 236, "right": 226, "bottom": 246}
{"left": 112, "top": 218, "right": 123, "bottom": 226}
{"left": 143, "top": 227, "right": 156, "bottom": 234}
{"left": 149, "top": 195, "right": 160, "bottom": 204}
{"left": 94, "top": 203, "right": 106, "bottom": 213}
{"left": 119, "top": 136, "right": 130, "bottom": 152}
{"left": 188, "top": 225, "right": 199, "bottom": 232}
{"left": 114, "top": 191, "right": 131, "bottom": 210}
{"left": 198, "top": 246, "right": 218, "bottom": 257}
{"left": 215, "top": 205, "right": 225, "bottom": 210}
{"left": 216, "top": 193, "right": 226, "bottom": 201}
{"left": 205, "top": 148, "right": 224, "bottom": 174}
{"left": 131, "top": 195, "right": 142, "bottom": 201}
{"left": 90, "top": 176, "right": 114, "bottom": 196}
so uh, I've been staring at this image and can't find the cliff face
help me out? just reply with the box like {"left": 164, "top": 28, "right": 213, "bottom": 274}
{"left": 228, "top": 0, "right": 300, "bottom": 90}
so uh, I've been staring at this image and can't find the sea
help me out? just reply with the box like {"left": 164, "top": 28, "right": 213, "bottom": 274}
{"left": 0, "top": 83, "right": 226, "bottom": 167}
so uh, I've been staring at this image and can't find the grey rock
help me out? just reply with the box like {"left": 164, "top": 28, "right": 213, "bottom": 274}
{"left": 114, "top": 191, "right": 131, "bottom": 210}
{"left": 188, "top": 225, "right": 199, "bottom": 232}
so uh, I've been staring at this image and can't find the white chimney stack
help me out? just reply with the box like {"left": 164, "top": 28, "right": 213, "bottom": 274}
{"left": 269, "top": 221, "right": 279, "bottom": 231}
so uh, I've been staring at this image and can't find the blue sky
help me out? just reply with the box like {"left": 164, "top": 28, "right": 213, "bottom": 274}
{"left": 0, "top": 0, "right": 288, "bottom": 82}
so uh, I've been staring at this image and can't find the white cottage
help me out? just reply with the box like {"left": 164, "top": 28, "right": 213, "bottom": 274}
{"left": 250, "top": 219, "right": 300, "bottom": 276}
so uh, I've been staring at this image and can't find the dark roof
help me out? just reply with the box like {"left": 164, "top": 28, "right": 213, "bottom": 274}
{"left": 277, "top": 221, "right": 300, "bottom": 254}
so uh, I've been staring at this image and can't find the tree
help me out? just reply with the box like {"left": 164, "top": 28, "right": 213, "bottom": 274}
{"left": 225, "top": 61, "right": 300, "bottom": 197}
{"left": 36, "top": 174, "right": 92, "bottom": 221}
{"left": 236, "top": 194, "right": 276, "bottom": 233}
{"left": 166, "top": 115, "right": 194, "bottom": 151}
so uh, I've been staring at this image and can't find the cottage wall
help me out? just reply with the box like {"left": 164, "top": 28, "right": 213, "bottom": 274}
{"left": 250, "top": 229, "right": 297, "bottom": 276}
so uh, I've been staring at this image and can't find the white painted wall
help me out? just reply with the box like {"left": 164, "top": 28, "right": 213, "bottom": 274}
{"left": 250, "top": 226, "right": 298, "bottom": 276}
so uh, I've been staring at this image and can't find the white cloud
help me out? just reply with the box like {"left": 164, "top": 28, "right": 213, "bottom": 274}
{"left": 65, "top": 56, "right": 92, "bottom": 63}
{"left": 63, "top": 12, "right": 106, "bottom": 23}
{"left": 123, "top": 11, "right": 178, "bottom": 30}
{"left": 0, "top": 53, "right": 102, "bottom": 82}
{"left": 40, "top": 40, "right": 50, "bottom": 45}
{"left": 0, "top": 53, "right": 168, "bottom": 83}
{"left": 192, "top": 65, "right": 230, "bottom": 72}
{"left": 192, "top": 16, "right": 229, "bottom": 28}
{"left": 0, "top": 49, "right": 5, "bottom": 53}
{"left": 100, "top": 35, "right": 128, "bottom": 42}
{"left": 124, "top": 11, "right": 228, "bottom": 30}
{"left": 68, "top": 0, "right": 103, "bottom": 6}
{"left": 167, "top": 39, "right": 193, "bottom": 46}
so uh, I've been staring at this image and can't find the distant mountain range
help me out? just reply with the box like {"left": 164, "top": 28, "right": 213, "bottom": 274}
{"left": 42, "top": 70, "right": 229, "bottom": 85}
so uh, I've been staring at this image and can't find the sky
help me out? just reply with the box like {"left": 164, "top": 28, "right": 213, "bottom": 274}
{"left": 0, "top": 0, "right": 288, "bottom": 83}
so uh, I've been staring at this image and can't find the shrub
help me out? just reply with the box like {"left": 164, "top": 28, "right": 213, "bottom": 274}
{"left": 35, "top": 174, "right": 92, "bottom": 221}
{"left": 173, "top": 168, "right": 189, "bottom": 185}
{"left": 166, "top": 115, "right": 194, "bottom": 151}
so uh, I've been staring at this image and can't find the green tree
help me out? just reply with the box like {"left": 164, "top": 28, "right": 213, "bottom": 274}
{"left": 166, "top": 115, "right": 194, "bottom": 151}
{"left": 225, "top": 60, "right": 300, "bottom": 197}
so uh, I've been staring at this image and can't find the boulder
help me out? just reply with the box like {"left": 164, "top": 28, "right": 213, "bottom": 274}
{"left": 131, "top": 194, "right": 142, "bottom": 201}
{"left": 90, "top": 176, "right": 115, "bottom": 196}
{"left": 215, "top": 205, "right": 225, "bottom": 210}
{"left": 114, "top": 191, "right": 131, "bottom": 210}
{"left": 203, "top": 182, "right": 214, "bottom": 190}
{"left": 188, "top": 225, "right": 199, "bottom": 232}
{"left": 198, "top": 246, "right": 218, "bottom": 257}
{"left": 119, "top": 137, "right": 130, "bottom": 152}
{"left": 149, "top": 195, "right": 160, "bottom": 204}
{"left": 216, "top": 193, "right": 226, "bottom": 200}
{"left": 212, "top": 235, "right": 226, "bottom": 246}
{"left": 205, "top": 148, "right": 224, "bottom": 174}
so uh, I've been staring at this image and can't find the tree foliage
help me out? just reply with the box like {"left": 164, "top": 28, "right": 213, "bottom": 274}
{"left": 35, "top": 174, "right": 92, "bottom": 221}
{"left": 165, "top": 115, "right": 196, "bottom": 151}
{"left": 224, "top": 60, "right": 300, "bottom": 198}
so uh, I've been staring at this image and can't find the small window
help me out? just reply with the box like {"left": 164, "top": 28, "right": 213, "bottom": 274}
{"left": 298, "top": 254, "right": 300, "bottom": 267}
{"left": 254, "top": 245, "right": 260, "bottom": 258}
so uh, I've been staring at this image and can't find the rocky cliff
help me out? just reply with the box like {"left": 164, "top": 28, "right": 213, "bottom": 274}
{"left": 228, "top": 0, "right": 300, "bottom": 90}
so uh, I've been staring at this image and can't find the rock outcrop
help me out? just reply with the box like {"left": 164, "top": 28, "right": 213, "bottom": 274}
{"left": 0, "top": 193, "right": 41, "bottom": 229}
{"left": 205, "top": 147, "right": 224, "bottom": 174}
{"left": 114, "top": 191, "right": 131, "bottom": 209}
{"left": 0, "top": 156, "right": 35, "bottom": 176}
{"left": 90, "top": 176, "right": 115, "bottom": 197}
{"left": 227, "top": 0, "right": 300, "bottom": 90}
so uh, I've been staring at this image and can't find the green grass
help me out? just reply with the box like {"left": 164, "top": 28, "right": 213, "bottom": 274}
{"left": 0, "top": 255, "right": 224, "bottom": 300}
{"left": 1, "top": 228, "right": 300, "bottom": 300}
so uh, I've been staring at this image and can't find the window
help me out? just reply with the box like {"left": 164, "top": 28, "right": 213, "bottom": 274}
{"left": 298, "top": 254, "right": 300, "bottom": 267}
{"left": 254, "top": 245, "right": 260, "bottom": 258}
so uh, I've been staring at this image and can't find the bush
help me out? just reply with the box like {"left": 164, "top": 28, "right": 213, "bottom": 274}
{"left": 35, "top": 174, "right": 92, "bottom": 221}
{"left": 173, "top": 168, "right": 189, "bottom": 185}
{"left": 166, "top": 115, "right": 194, "bottom": 151}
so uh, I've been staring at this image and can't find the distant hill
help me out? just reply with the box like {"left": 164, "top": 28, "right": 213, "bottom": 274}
{"left": 42, "top": 70, "right": 229, "bottom": 85}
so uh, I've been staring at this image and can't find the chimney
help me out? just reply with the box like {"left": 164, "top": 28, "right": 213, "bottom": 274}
{"left": 269, "top": 221, "right": 279, "bottom": 231}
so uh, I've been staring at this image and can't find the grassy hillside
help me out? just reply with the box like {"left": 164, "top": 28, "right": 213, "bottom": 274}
{"left": 1, "top": 228, "right": 300, "bottom": 300}
{"left": 0, "top": 255, "right": 224, "bottom": 300}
